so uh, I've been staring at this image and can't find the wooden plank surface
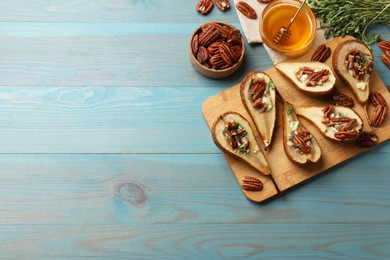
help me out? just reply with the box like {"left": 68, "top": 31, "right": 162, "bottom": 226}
{"left": 0, "top": 0, "right": 389, "bottom": 258}
{"left": 203, "top": 36, "right": 390, "bottom": 202}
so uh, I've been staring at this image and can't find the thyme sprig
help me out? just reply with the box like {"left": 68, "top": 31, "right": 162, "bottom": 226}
{"left": 308, "top": 0, "right": 390, "bottom": 44}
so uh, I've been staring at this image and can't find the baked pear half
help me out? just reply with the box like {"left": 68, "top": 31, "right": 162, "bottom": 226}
{"left": 212, "top": 111, "right": 271, "bottom": 175}
{"left": 282, "top": 102, "right": 322, "bottom": 164}
{"left": 295, "top": 105, "right": 363, "bottom": 142}
{"left": 275, "top": 61, "right": 336, "bottom": 96}
{"left": 333, "top": 39, "right": 374, "bottom": 104}
{"left": 240, "top": 71, "right": 276, "bottom": 150}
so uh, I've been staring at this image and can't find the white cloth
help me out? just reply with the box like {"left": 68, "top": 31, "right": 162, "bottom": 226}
{"left": 232, "top": 0, "right": 266, "bottom": 43}
{"left": 232, "top": 0, "right": 330, "bottom": 64}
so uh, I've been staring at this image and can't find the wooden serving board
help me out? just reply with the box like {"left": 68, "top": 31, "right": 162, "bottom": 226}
{"left": 202, "top": 36, "right": 390, "bottom": 203}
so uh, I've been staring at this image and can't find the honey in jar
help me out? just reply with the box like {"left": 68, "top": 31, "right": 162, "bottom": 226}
{"left": 260, "top": 0, "right": 317, "bottom": 56}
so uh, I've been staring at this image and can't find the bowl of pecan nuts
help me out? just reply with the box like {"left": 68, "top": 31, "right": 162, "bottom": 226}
{"left": 190, "top": 22, "right": 245, "bottom": 79}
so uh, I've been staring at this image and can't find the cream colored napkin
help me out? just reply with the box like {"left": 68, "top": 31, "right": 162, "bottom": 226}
{"left": 232, "top": 0, "right": 330, "bottom": 64}
{"left": 232, "top": 0, "right": 266, "bottom": 43}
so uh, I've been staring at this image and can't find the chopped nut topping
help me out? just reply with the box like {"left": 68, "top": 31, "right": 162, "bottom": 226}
{"left": 344, "top": 50, "right": 373, "bottom": 82}
{"left": 223, "top": 121, "right": 250, "bottom": 155}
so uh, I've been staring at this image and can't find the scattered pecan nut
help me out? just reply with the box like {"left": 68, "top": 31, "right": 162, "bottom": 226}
{"left": 215, "top": 0, "right": 230, "bottom": 11}
{"left": 196, "top": 0, "right": 213, "bottom": 15}
{"left": 378, "top": 40, "right": 390, "bottom": 52}
{"left": 357, "top": 131, "right": 378, "bottom": 147}
{"left": 370, "top": 105, "right": 388, "bottom": 127}
{"left": 370, "top": 92, "right": 388, "bottom": 108}
{"left": 311, "top": 44, "right": 331, "bottom": 62}
{"left": 241, "top": 176, "right": 263, "bottom": 191}
{"left": 236, "top": 1, "right": 257, "bottom": 19}
{"left": 381, "top": 51, "right": 390, "bottom": 69}
{"left": 369, "top": 92, "right": 388, "bottom": 127}
{"left": 330, "top": 92, "right": 354, "bottom": 107}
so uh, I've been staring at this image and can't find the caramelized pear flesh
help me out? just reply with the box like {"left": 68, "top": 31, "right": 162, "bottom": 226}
{"left": 240, "top": 71, "right": 276, "bottom": 150}
{"left": 332, "top": 39, "right": 373, "bottom": 104}
{"left": 295, "top": 105, "right": 363, "bottom": 142}
{"left": 282, "top": 102, "right": 322, "bottom": 164}
{"left": 212, "top": 111, "right": 271, "bottom": 175}
{"left": 275, "top": 61, "right": 336, "bottom": 96}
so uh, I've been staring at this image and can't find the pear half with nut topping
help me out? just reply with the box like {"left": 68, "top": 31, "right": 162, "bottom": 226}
{"left": 240, "top": 71, "right": 276, "bottom": 150}
{"left": 282, "top": 102, "right": 322, "bottom": 164}
{"left": 212, "top": 111, "right": 271, "bottom": 175}
{"left": 333, "top": 39, "right": 373, "bottom": 104}
{"left": 275, "top": 61, "right": 336, "bottom": 96}
{"left": 295, "top": 105, "right": 363, "bottom": 142}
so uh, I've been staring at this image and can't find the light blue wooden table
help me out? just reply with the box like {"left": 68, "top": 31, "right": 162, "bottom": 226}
{"left": 0, "top": 1, "right": 389, "bottom": 258}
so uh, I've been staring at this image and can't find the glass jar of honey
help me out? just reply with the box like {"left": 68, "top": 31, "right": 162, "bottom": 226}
{"left": 259, "top": 0, "right": 317, "bottom": 56}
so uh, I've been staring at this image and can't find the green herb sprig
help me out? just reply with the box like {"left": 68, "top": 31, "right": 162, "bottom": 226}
{"left": 308, "top": 0, "right": 390, "bottom": 44}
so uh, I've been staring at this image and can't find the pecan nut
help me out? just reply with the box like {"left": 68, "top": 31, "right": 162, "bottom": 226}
{"left": 219, "top": 42, "right": 238, "bottom": 66}
{"left": 191, "top": 22, "right": 243, "bottom": 70}
{"left": 196, "top": 0, "right": 213, "bottom": 15}
{"left": 370, "top": 105, "right": 388, "bottom": 127}
{"left": 357, "top": 131, "right": 378, "bottom": 147}
{"left": 334, "top": 130, "right": 358, "bottom": 140}
{"left": 311, "top": 44, "right": 331, "bottom": 62}
{"left": 322, "top": 105, "right": 335, "bottom": 117}
{"left": 330, "top": 92, "right": 354, "bottom": 107}
{"left": 198, "top": 26, "right": 221, "bottom": 47}
{"left": 378, "top": 40, "right": 390, "bottom": 52}
{"left": 191, "top": 34, "right": 199, "bottom": 56}
{"left": 197, "top": 46, "right": 209, "bottom": 65}
{"left": 370, "top": 92, "right": 387, "bottom": 108}
{"left": 215, "top": 0, "right": 230, "bottom": 11}
{"left": 369, "top": 92, "right": 388, "bottom": 127}
{"left": 258, "top": 0, "right": 273, "bottom": 2}
{"left": 210, "top": 53, "right": 227, "bottom": 69}
{"left": 236, "top": 1, "right": 257, "bottom": 19}
{"left": 241, "top": 176, "right": 263, "bottom": 191}
{"left": 381, "top": 51, "right": 390, "bottom": 69}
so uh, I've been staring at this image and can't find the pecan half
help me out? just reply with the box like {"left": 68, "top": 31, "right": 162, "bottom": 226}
{"left": 370, "top": 105, "right": 388, "bottom": 127}
{"left": 292, "top": 132, "right": 311, "bottom": 154}
{"left": 330, "top": 92, "right": 354, "bottom": 107}
{"left": 215, "top": 0, "right": 230, "bottom": 11}
{"left": 381, "top": 51, "right": 390, "bottom": 69}
{"left": 191, "top": 34, "right": 199, "bottom": 56}
{"left": 378, "top": 40, "right": 390, "bottom": 52}
{"left": 208, "top": 41, "right": 222, "bottom": 56}
{"left": 236, "top": 1, "right": 257, "bottom": 19}
{"left": 258, "top": 0, "right": 273, "bottom": 2}
{"left": 197, "top": 46, "right": 209, "bottom": 65}
{"left": 311, "top": 44, "right": 332, "bottom": 62}
{"left": 196, "top": 0, "right": 213, "bottom": 15}
{"left": 198, "top": 25, "right": 221, "bottom": 47}
{"left": 334, "top": 130, "right": 358, "bottom": 140}
{"left": 322, "top": 105, "right": 334, "bottom": 118}
{"left": 219, "top": 42, "right": 238, "bottom": 66}
{"left": 357, "top": 131, "right": 378, "bottom": 147}
{"left": 371, "top": 92, "right": 387, "bottom": 108}
{"left": 210, "top": 53, "right": 227, "bottom": 69}
{"left": 241, "top": 176, "right": 263, "bottom": 191}
{"left": 369, "top": 92, "right": 388, "bottom": 127}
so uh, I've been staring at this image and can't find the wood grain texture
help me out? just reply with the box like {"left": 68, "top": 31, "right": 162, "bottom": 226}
{"left": 0, "top": 154, "right": 389, "bottom": 258}
{"left": 0, "top": 0, "right": 389, "bottom": 258}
